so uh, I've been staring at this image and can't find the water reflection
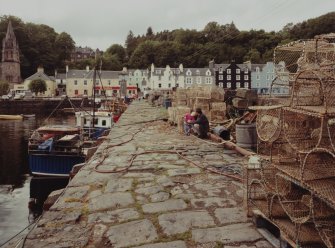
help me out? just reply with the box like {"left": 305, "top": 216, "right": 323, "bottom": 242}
{"left": 0, "top": 114, "right": 75, "bottom": 244}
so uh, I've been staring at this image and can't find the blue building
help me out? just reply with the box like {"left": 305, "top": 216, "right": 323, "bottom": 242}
{"left": 251, "top": 61, "right": 289, "bottom": 95}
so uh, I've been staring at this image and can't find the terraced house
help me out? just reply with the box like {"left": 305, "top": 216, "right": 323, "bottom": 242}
{"left": 149, "top": 64, "right": 185, "bottom": 90}
{"left": 184, "top": 68, "right": 215, "bottom": 88}
{"left": 214, "top": 61, "right": 251, "bottom": 90}
{"left": 128, "top": 69, "right": 149, "bottom": 92}
{"left": 250, "top": 61, "right": 289, "bottom": 95}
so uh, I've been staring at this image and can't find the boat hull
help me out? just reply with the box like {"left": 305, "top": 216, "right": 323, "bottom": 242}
{"left": 29, "top": 154, "right": 85, "bottom": 177}
{"left": 0, "top": 114, "right": 23, "bottom": 120}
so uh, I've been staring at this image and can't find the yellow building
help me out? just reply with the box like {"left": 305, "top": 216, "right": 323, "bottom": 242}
{"left": 13, "top": 67, "right": 56, "bottom": 97}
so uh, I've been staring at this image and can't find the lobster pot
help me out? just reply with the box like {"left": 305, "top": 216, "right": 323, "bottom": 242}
{"left": 168, "top": 107, "right": 176, "bottom": 123}
{"left": 260, "top": 161, "right": 278, "bottom": 194}
{"left": 269, "top": 195, "right": 288, "bottom": 219}
{"left": 209, "top": 110, "right": 226, "bottom": 122}
{"left": 248, "top": 180, "right": 271, "bottom": 217}
{"left": 302, "top": 149, "right": 335, "bottom": 207}
{"left": 210, "top": 87, "right": 225, "bottom": 101}
{"left": 291, "top": 70, "right": 324, "bottom": 107}
{"left": 176, "top": 115, "right": 185, "bottom": 134}
{"left": 193, "top": 103, "right": 210, "bottom": 115}
{"left": 274, "top": 218, "right": 324, "bottom": 248}
{"left": 323, "top": 74, "right": 335, "bottom": 110}
{"left": 275, "top": 173, "right": 313, "bottom": 224}
{"left": 210, "top": 102, "right": 226, "bottom": 111}
{"left": 254, "top": 105, "right": 282, "bottom": 143}
{"left": 312, "top": 197, "right": 335, "bottom": 248}
{"left": 176, "top": 100, "right": 187, "bottom": 106}
{"left": 327, "top": 117, "right": 335, "bottom": 153}
{"left": 283, "top": 108, "right": 329, "bottom": 152}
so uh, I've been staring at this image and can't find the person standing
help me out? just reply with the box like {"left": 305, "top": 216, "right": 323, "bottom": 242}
{"left": 192, "top": 108, "right": 209, "bottom": 138}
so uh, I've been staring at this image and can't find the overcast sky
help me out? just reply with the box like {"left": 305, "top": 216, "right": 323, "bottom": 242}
{"left": 0, "top": 0, "right": 334, "bottom": 50}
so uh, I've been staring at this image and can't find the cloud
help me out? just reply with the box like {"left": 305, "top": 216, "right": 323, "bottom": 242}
{"left": 0, "top": 0, "right": 334, "bottom": 50}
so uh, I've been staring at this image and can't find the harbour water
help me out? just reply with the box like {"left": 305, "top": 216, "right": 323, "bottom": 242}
{"left": 0, "top": 115, "right": 74, "bottom": 245}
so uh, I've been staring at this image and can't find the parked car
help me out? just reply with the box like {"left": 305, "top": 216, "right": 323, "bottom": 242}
{"left": 13, "top": 94, "right": 24, "bottom": 100}
{"left": 1, "top": 94, "right": 11, "bottom": 100}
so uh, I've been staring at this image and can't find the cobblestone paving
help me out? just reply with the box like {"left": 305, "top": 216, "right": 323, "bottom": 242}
{"left": 24, "top": 101, "right": 272, "bottom": 248}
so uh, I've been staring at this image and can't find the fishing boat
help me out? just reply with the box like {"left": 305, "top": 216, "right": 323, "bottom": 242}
{"left": 28, "top": 67, "right": 114, "bottom": 177}
{"left": 0, "top": 114, "right": 23, "bottom": 120}
{"left": 28, "top": 125, "right": 86, "bottom": 177}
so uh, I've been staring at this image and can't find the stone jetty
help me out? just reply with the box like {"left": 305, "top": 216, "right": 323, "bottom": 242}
{"left": 24, "top": 101, "right": 272, "bottom": 248}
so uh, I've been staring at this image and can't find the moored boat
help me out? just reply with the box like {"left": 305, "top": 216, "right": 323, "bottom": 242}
{"left": 28, "top": 125, "right": 87, "bottom": 177}
{"left": 0, "top": 114, "right": 23, "bottom": 120}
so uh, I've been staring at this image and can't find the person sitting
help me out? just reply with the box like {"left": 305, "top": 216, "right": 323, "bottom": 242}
{"left": 183, "top": 110, "right": 195, "bottom": 136}
{"left": 191, "top": 108, "right": 209, "bottom": 138}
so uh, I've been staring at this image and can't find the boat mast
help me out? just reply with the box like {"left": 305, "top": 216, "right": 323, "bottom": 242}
{"left": 92, "top": 67, "right": 96, "bottom": 128}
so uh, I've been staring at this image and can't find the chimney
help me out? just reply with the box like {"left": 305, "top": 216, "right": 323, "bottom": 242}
{"left": 37, "top": 66, "right": 44, "bottom": 73}
{"left": 209, "top": 60, "right": 214, "bottom": 69}
{"left": 86, "top": 65, "right": 89, "bottom": 72}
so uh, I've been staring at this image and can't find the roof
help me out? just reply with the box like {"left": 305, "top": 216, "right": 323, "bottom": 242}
{"left": 25, "top": 71, "right": 54, "bottom": 81}
{"left": 184, "top": 68, "right": 214, "bottom": 76}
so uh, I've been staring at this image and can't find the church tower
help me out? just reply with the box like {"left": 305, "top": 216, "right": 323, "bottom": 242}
{"left": 0, "top": 21, "right": 21, "bottom": 84}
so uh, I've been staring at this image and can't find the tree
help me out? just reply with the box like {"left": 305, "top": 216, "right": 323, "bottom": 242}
{"left": 105, "top": 44, "right": 126, "bottom": 63}
{"left": 55, "top": 32, "right": 75, "bottom": 68}
{"left": 146, "top": 26, "right": 153, "bottom": 37}
{"left": 29, "top": 79, "right": 47, "bottom": 95}
{"left": 0, "top": 81, "right": 9, "bottom": 95}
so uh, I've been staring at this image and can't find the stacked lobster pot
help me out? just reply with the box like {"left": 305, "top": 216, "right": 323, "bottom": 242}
{"left": 168, "top": 86, "right": 226, "bottom": 125}
{"left": 247, "top": 34, "right": 335, "bottom": 248}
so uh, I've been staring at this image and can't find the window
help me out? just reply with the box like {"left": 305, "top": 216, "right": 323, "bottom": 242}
{"left": 186, "top": 70, "right": 192, "bottom": 76}
{"left": 102, "top": 120, "right": 106, "bottom": 126}
{"left": 227, "top": 82, "right": 231, "bottom": 88}
{"left": 227, "top": 69, "right": 231, "bottom": 74}
{"left": 94, "top": 118, "right": 98, "bottom": 125}
{"left": 168, "top": 83, "right": 171, "bottom": 88}
{"left": 236, "top": 69, "right": 240, "bottom": 74}
{"left": 196, "top": 70, "right": 200, "bottom": 75}
{"left": 219, "top": 67, "right": 223, "bottom": 73}
{"left": 244, "top": 68, "right": 248, "bottom": 73}
{"left": 245, "top": 83, "right": 249, "bottom": 88}
{"left": 176, "top": 83, "right": 179, "bottom": 87}
{"left": 108, "top": 80, "right": 111, "bottom": 85}
{"left": 113, "top": 90, "right": 117, "bottom": 93}
{"left": 227, "top": 75, "right": 231, "bottom": 80}
{"left": 129, "top": 90, "right": 132, "bottom": 94}
{"left": 256, "top": 83, "right": 260, "bottom": 87}
{"left": 244, "top": 75, "right": 249, "bottom": 80}
{"left": 158, "top": 83, "right": 162, "bottom": 88}
{"left": 266, "top": 82, "right": 270, "bottom": 87}
{"left": 74, "top": 80, "right": 78, "bottom": 85}
{"left": 186, "top": 77, "right": 192, "bottom": 84}
{"left": 266, "top": 75, "right": 270, "bottom": 80}
{"left": 84, "top": 90, "right": 87, "bottom": 95}
{"left": 256, "top": 67, "right": 260, "bottom": 73}
{"left": 272, "top": 75, "right": 275, "bottom": 80}
{"left": 196, "top": 77, "right": 201, "bottom": 84}
{"left": 236, "top": 75, "right": 240, "bottom": 81}
{"left": 74, "top": 90, "right": 78, "bottom": 95}
{"left": 236, "top": 82, "right": 240, "bottom": 88}
{"left": 256, "top": 75, "right": 260, "bottom": 80}
{"left": 219, "top": 82, "right": 224, "bottom": 88}
{"left": 84, "top": 80, "right": 87, "bottom": 85}
{"left": 219, "top": 75, "right": 223, "bottom": 80}
{"left": 156, "top": 70, "right": 161, "bottom": 74}
{"left": 205, "top": 77, "right": 212, "bottom": 84}
{"left": 206, "top": 70, "right": 211, "bottom": 76}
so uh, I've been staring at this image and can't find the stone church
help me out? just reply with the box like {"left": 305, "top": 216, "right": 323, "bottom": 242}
{"left": 0, "top": 21, "right": 22, "bottom": 85}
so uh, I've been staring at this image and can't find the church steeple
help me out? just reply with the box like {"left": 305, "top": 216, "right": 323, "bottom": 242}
{"left": 2, "top": 21, "right": 20, "bottom": 63}
{"left": 0, "top": 20, "right": 21, "bottom": 83}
